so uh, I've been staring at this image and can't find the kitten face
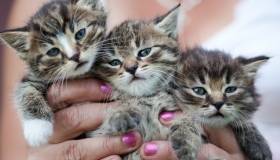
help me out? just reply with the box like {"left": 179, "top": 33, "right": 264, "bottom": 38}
{"left": 173, "top": 48, "right": 269, "bottom": 127}
{"left": 0, "top": 0, "right": 106, "bottom": 80}
{"left": 95, "top": 6, "right": 180, "bottom": 96}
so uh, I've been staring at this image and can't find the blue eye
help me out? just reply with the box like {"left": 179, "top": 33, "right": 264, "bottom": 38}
{"left": 75, "top": 28, "right": 86, "bottom": 41}
{"left": 225, "top": 86, "right": 237, "bottom": 93}
{"left": 138, "top": 48, "right": 152, "bottom": 57}
{"left": 192, "top": 87, "right": 207, "bottom": 96}
{"left": 109, "top": 59, "right": 122, "bottom": 66}
{"left": 46, "top": 48, "right": 60, "bottom": 57}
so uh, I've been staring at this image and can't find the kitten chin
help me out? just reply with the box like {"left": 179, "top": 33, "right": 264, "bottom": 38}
{"left": 112, "top": 73, "right": 173, "bottom": 97}
{"left": 196, "top": 115, "right": 235, "bottom": 128}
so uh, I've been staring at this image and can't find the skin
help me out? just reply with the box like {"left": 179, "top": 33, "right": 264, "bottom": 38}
{"left": 27, "top": 79, "right": 246, "bottom": 160}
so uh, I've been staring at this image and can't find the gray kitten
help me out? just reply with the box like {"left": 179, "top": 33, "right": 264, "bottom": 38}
{"left": 89, "top": 5, "right": 202, "bottom": 160}
{"left": 172, "top": 48, "right": 272, "bottom": 160}
{"left": 0, "top": 0, "right": 106, "bottom": 147}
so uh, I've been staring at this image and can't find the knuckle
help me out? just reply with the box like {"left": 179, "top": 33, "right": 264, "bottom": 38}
{"left": 156, "top": 141, "right": 177, "bottom": 160}
{"left": 58, "top": 106, "right": 83, "bottom": 131}
{"left": 62, "top": 141, "right": 83, "bottom": 160}
{"left": 102, "top": 137, "right": 118, "bottom": 154}
{"left": 47, "top": 85, "right": 65, "bottom": 108}
{"left": 47, "top": 87, "right": 56, "bottom": 105}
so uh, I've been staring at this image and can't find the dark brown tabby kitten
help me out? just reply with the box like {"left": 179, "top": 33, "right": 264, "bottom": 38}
{"left": 0, "top": 0, "right": 106, "bottom": 147}
{"left": 172, "top": 47, "right": 272, "bottom": 160}
{"left": 89, "top": 5, "right": 202, "bottom": 160}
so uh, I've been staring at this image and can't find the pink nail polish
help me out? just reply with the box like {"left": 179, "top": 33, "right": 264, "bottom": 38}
{"left": 100, "top": 84, "right": 112, "bottom": 94}
{"left": 144, "top": 143, "right": 158, "bottom": 156}
{"left": 122, "top": 132, "right": 137, "bottom": 147}
{"left": 160, "top": 111, "right": 175, "bottom": 121}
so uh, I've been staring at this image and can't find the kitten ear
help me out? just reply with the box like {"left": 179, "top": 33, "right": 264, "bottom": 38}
{"left": 74, "top": 0, "right": 106, "bottom": 11}
{"left": 237, "top": 56, "right": 270, "bottom": 77}
{"left": 0, "top": 27, "right": 30, "bottom": 60}
{"left": 153, "top": 4, "right": 181, "bottom": 39}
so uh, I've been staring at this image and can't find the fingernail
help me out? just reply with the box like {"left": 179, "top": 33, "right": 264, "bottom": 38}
{"left": 100, "top": 83, "right": 112, "bottom": 94}
{"left": 144, "top": 143, "right": 158, "bottom": 156}
{"left": 160, "top": 111, "right": 175, "bottom": 121}
{"left": 122, "top": 132, "right": 137, "bottom": 147}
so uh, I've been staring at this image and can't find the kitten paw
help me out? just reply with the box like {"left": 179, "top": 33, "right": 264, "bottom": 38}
{"left": 170, "top": 134, "right": 197, "bottom": 160}
{"left": 108, "top": 111, "right": 141, "bottom": 135}
{"left": 23, "top": 119, "right": 53, "bottom": 147}
{"left": 170, "top": 124, "right": 201, "bottom": 160}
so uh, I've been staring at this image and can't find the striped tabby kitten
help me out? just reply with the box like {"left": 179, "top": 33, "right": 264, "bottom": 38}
{"left": 0, "top": 0, "right": 106, "bottom": 147}
{"left": 90, "top": 5, "right": 202, "bottom": 160}
{"left": 173, "top": 48, "right": 272, "bottom": 160}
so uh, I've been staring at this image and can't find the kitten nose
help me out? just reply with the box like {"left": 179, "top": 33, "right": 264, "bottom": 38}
{"left": 125, "top": 65, "right": 138, "bottom": 75}
{"left": 70, "top": 53, "right": 80, "bottom": 62}
{"left": 213, "top": 101, "right": 224, "bottom": 110}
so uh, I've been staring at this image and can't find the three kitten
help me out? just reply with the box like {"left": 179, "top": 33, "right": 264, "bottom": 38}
{"left": 172, "top": 48, "right": 272, "bottom": 160}
{"left": 0, "top": 1, "right": 272, "bottom": 160}
{"left": 0, "top": 0, "right": 107, "bottom": 146}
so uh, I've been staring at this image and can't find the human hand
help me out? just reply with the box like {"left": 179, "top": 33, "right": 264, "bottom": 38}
{"left": 29, "top": 131, "right": 141, "bottom": 160}
{"left": 139, "top": 111, "right": 247, "bottom": 160}
{"left": 28, "top": 79, "right": 142, "bottom": 160}
{"left": 28, "top": 79, "right": 246, "bottom": 160}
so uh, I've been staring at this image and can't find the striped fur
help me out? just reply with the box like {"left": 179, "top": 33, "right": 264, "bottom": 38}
{"left": 0, "top": 0, "right": 106, "bottom": 147}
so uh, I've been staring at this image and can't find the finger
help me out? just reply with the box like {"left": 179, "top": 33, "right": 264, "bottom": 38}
{"left": 197, "top": 144, "right": 231, "bottom": 160}
{"left": 202, "top": 127, "right": 247, "bottom": 160}
{"left": 100, "top": 155, "right": 122, "bottom": 160}
{"left": 30, "top": 132, "right": 142, "bottom": 160}
{"left": 197, "top": 144, "right": 246, "bottom": 160}
{"left": 50, "top": 102, "right": 118, "bottom": 144}
{"left": 48, "top": 79, "right": 112, "bottom": 109}
{"left": 140, "top": 141, "right": 178, "bottom": 160}
{"left": 159, "top": 111, "right": 182, "bottom": 126}
{"left": 156, "top": 0, "right": 179, "bottom": 8}
{"left": 205, "top": 127, "right": 242, "bottom": 154}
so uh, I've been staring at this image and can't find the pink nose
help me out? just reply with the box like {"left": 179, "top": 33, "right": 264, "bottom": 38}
{"left": 70, "top": 53, "right": 80, "bottom": 62}
{"left": 125, "top": 64, "right": 138, "bottom": 75}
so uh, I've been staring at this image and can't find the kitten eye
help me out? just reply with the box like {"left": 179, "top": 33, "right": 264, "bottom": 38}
{"left": 46, "top": 48, "right": 60, "bottom": 57}
{"left": 109, "top": 59, "right": 122, "bottom": 66}
{"left": 225, "top": 86, "right": 237, "bottom": 93}
{"left": 138, "top": 48, "right": 152, "bottom": 57}
{"left": 192, "top": 87, "right": 207, "bottom": 96}
{"left": 75, "top": 28, "right": 86, "bottom": 41}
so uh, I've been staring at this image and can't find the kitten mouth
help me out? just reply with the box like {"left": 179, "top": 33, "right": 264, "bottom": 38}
{"left": 130, "top": 76, "right": 145, "bottom": 83}
{"left": 75, "top": 61, "right": 88, "bottom": 70}
{"left": 210, "top": 112, "right": 225, "bottom": 118}
{"left": 129, "top": 76, "right": 145, "bottom": 84}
